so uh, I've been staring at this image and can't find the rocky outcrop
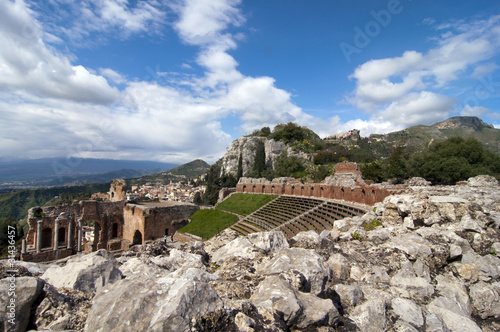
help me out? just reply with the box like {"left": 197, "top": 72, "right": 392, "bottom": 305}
{"left": 6, "top": 174, "right": 500, "bottom": 331}
{"left": 41, "top": 249, "right": 122, "bottom": 293}
{"left": 220, "top": 136, "right": 309, "bottom": 176}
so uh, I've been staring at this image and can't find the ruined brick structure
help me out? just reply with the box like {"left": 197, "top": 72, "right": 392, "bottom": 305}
{"left": 109, "top": 178, "right": 126, "bottom": 202}
{"left": 235, "top": 162, "right": 402, "bottom": 206}
{"left": 21, "top": 180, "right": 199, "bottom": 262}
{"left": 123, "top": 202, "right": 199, "bottom": 245}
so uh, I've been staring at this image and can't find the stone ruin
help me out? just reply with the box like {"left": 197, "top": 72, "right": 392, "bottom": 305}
{"left": 236, "top": 161, "right": 402, "bottom": 206}
{"left": 20, "top": 180, "right": 199, "bottom": 262}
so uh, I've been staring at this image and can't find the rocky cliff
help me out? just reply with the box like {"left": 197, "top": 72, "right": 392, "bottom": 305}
{"left": 220, "top": 136, "right": 310, "bottom": 176}
{"left": 2, "top": 175, "right": 500, "bottom": 331}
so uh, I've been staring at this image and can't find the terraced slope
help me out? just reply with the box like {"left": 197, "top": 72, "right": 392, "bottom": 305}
{"left": 230, "top": 195, "right": 367, "bottom": 239}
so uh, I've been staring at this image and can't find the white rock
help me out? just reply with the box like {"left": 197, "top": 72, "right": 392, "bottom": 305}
{"left": 41, "top": 250, "right": 122, "bottom": 293}
{"left": 391, "top": 297, "right": 424, "bottom": 328}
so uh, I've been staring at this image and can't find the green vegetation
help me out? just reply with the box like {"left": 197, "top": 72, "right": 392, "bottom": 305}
{"left": 203, "top": 164, "right": 237, "bottom": 206}
{"left": 362, "top": 219, "right": 382, "bottom": 231}
{"left": 178, "top": 209, "right": 238, "bottom": 240}
{"left": 179, "top": 193, "right": 277, "bottom": 239}
{"left": 351, "top": 232, "right": 362, "bottom": 241}
{"left": 216, "top": 193, "right": 277, "bottom": 216}
{"left": 407, "top": 137, "right": 500, "bottom": 184}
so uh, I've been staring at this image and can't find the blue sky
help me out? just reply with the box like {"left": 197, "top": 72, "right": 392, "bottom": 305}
{"left": 1, "top": 0, "right": 500, "bottom": 164}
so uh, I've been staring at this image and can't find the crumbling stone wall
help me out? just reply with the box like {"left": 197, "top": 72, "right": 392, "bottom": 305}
{"left": 235, "top": 162, "right": 402, "bottom": 206}
{"left": 123, "top": 203, "right": 199, "bottom": 245}
{"left": 109, "top": 179, "right": 126, "bottom": 202}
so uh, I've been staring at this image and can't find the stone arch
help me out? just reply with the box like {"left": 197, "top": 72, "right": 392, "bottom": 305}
{"left": 133, "top": 230, "right": 143, "bottom": 245}
{"left": 242, "top": 185, "right": 247, "bottom": 193}
{"left": 112, "top": 223, "right": 118, "bottom": 239}
{"left": 41, "top": 228, "right": 52, "bottom": 248}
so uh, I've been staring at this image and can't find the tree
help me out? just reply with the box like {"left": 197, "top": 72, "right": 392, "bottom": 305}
{"left": 274, "top": 150, "right": 305, "bottom": 177}
{"left": 251, "top": 139, "right": 266, "bottom": 177}
{"left": 408, "top": 137, "right": 500, "bottom": 184}
{"left": 270, "top": 122, "right": 305, "bottom": 144}
{"left": 387, "top": 145, "right": 407, "bottom": 182}
{"left": 236, "top": 152, "right": 243, "bottom": 180}
{"left": 193, "top": 192, "right": 203, "bottom": 205}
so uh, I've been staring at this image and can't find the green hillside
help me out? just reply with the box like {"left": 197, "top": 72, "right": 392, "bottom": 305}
{"left": 129, "top": 159, "right": 210, "bottom": 186}
{"left": 370, "top": 116, "right": 500, "bottom": 154}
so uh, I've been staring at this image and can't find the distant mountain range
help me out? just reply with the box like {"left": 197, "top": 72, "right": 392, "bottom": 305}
{"left": 0, "top": 158, "right": 179, "bottom": 188}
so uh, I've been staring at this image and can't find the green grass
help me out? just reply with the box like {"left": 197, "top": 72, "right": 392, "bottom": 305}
{"left": 216, "top": 193, "right": 277, "bottom": 216}
{"left": 361, "top": 218, "right": 382, "bottom": 231}
{"left": 178, "top": 209, "right": 239, "bottom": 240}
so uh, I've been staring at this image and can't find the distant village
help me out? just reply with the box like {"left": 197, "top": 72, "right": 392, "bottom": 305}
{"left": 91, "top": 176, "right": 207, "bottom": 204}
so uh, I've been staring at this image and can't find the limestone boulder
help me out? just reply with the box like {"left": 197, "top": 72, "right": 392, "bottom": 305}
{"left": 84, "top": 272, "right": 223, "bottom": 332}
{"left": 250, "top": 276, "right": 339, "bottom": 329}
{"left": 41, "top": 249, "right": 122, "bottom": 293}
{"left": 469, "top": 281, "right": 500, "bottom": 319}
{"left": 257, "top": 248, "right": 329, "bottom": 295}
{"left": 350, "top": 298, "right": 386, "bottom": 332}
{"left": 34, "top": 282, "right": 93, "bottom": 331}
{"left": 150, "top": 248, "right": 205, "bottom": 271}
{"left": 289, "top": 230, "right": 335, "bottom": 251}
{"left": 246, "top": 231, "right": 289, "bottom": 254}
{"left": 334, "top": 284, "right": 364, "bottom": 309}
{"left": 0, "top": 277, "right": 44, "bottom": 332}
{"left": 427, "top": 297, "right": 482, "bottom": 332}
{"left": 391, "top": 297, "right": 424, "bottom": 329}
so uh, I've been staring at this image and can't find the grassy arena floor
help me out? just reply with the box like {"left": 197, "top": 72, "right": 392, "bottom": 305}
{"left": 178, "top": 193, "right": 277, "bottom": 239}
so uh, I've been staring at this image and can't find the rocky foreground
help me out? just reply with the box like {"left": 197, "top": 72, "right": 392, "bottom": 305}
{"left": 2, "top": 176, "right": 500, "bottom": 332}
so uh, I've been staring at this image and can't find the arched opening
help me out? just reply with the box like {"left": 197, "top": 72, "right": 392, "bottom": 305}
{"left": 271, "top": 185, "right": 275, "bottom": 194}
{"left": 291, "top": 186, "right": 295, "bottom": 195}
{"left": 58, "top": 227, "right": 66, "bottom": 245}
{"left": 320, "top": 187, "right": 324, "bottom": 197}
{"left": 252, "top": 185, "right": 256, "bottom": 193}
{"left": 133, "top": 230, "right": 142, "bottom": 245}
{"left": 262, "top": 186, "right": 266, "bottom": 194}
{"left": 41, "top": 228, "right": 52, "bottom": 248}
{"left": 301, "top": 187, "right": 305, "bottom": 195}
{"left": 112, "top": 223, "right": 118, "bottom": 238}
{"left": 164, "top": 228, "right": 169, "bottom": 236}
{"left": 242, "top": 185, "right": 247, "bottom": 193}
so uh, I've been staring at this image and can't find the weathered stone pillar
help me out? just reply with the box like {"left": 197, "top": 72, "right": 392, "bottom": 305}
{"left": 53, "top": 218, "right": 59, "bottom": 251}
{"left": 67, "top": 218, "right": 73, "bottom": 250}
{"left": 36, "top": 220, "right": 42, "bottom": 253}
{"left": 77, "top": 218, "right": 82, "bottom": 252}
{"left": 21, "top": 239, "right": 27, "bottom": 254}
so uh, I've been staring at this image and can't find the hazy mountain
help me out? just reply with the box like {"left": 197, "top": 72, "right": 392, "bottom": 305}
{"left": 128, "top": 159, "right": 210, "bottom": 186}
{"left": 0, "top": 158, "right": 178, "bottom": 187}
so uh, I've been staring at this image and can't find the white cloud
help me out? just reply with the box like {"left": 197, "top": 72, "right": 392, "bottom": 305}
{"left": 460, "top": 105, "right": 490, "bottom": 117}
{"left": 99, "top": 68, "right": 127, "bottom": 84}
{"left": 472, "top": 62, "right": 499, "bottom": 78}
{"left": 348, "top": 15, "right": 500, "bottom": 129}
{"left": 36, "top": 0, "right": 168, "bottom": 43}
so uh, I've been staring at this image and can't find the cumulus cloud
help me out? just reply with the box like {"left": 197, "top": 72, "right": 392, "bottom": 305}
{"left": 348, "top": 15, "right": 500, "bottom": 128}
{"left": 460, "top": 105, "right": 490, "bottom": 117}
{"left": 0, "top": 0, "right": 308, "bottom": 163}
